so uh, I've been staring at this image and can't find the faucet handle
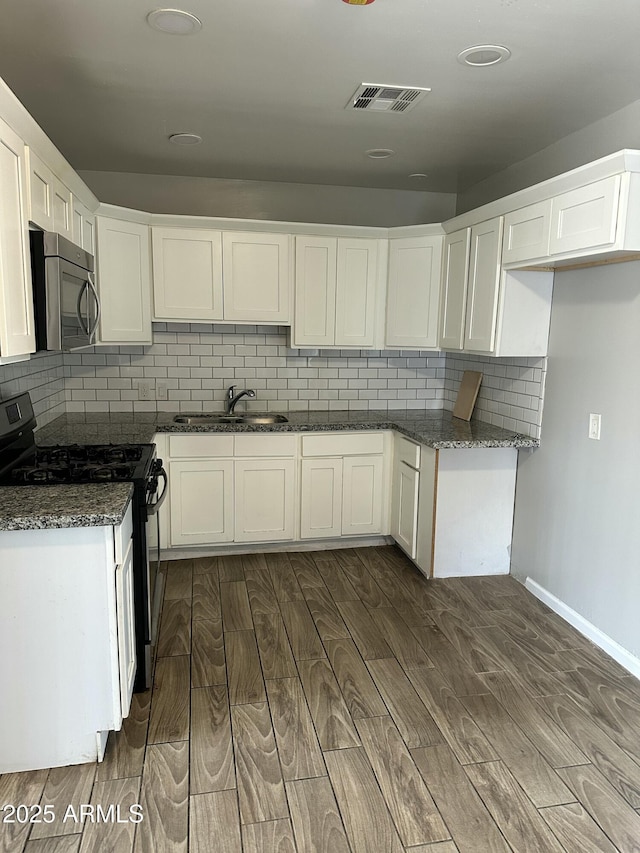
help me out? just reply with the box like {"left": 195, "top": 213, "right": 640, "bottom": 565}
{"left": 227, "top": 385, "right": 236, "bottom": 396}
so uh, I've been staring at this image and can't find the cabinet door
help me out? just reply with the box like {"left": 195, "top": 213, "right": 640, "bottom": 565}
{"left": 391, "top": 461, "right": 419, "bottom": 559}
{"left": 342, "top": 455, "right": 384, "bottom": 536}
{"left": 549, "top": 176, "right": 620, "bottom": 256}
{"left": 293, "top": 235, "right": 337, "bottom": 346}
{"left": 96, "top": 217, "right": 152, "bottom": 344}
{"left": 115, "top": 538, "right": 136, "bottom": 718}
{"left": 26, "top": 148, "right": 54, "bottom": 231}
{"left": 464, "top": 218, "right": 503, "bottom": 353}
{"left": 386, "top": 236, "right": 442, "bottom": 348}
{"left": 169, "top": 459, "right": 234, "bottom": 546}
{"left": 223, "top": 232, "right": 290, "bottom": 323}
{"left": 335, "top": 238, "right": 378, "bottom": 347}
{"left": 234, "top": 458, "right": 296, "bottom": 542}
{"left": 300, "top": 458, "right": 343, "bottom": 539}
{"left": 0, "top": 119, "right": 35, "bottom": 361}
{"left": 502, "top": 200, "right": 551, "bottom": 265}
{"left": 51, "top": 178, "right": 73, "bottom": 241}
{"left": 439, "top": 229, "right": 470, "bottom": 350}
{"left": 153, "top": 227, "right": 223, "bottom": 321}
{"left": 72, "top": 197, "right": 96, "bottom": 254}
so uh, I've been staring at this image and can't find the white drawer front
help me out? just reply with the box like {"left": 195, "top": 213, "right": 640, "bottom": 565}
{"left": 169, "top": 434, "right": 234, "bottom": 458}
{"left": 396, "top": 436, "right": 420, "bottom": 470}
{"left": 302, "top": 432, "right": 384, "bottom": 457}
{"left": 234, "top": 434, "right": 297, "bottom": 457}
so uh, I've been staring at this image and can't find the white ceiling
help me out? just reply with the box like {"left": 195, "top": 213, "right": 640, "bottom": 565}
{"left": 1, "top": 0, "right": 639, "bottom": 194}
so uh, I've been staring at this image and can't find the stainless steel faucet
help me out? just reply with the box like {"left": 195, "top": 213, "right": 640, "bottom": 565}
{"left": 225, "top": 385, "right": 256, "bottom": 414}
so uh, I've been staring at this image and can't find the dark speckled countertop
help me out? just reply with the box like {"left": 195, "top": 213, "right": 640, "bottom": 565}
{"left": 35, "top": 409, "right": 538, "bottom": 450}
{"left": 0, "top": 483, "right": 133, "bottom": 532}
{"left": 0, "top": 408, "right": 536, "bottom": 531}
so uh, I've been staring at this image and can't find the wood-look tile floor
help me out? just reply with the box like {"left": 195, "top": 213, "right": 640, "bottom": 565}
{"left": 4, "top": 545, "right": 640, "bottom": 852}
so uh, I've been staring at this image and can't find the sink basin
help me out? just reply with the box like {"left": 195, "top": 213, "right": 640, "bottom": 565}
{"left": 173, "top": 413, "right": 288, "bottom": 425}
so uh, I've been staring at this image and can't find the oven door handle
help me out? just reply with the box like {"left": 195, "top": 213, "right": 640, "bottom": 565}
{"left": 148, "top": 467, "right": 168, "bottom": 515}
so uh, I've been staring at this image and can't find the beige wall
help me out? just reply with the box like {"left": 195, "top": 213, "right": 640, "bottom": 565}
{"left": 79, "top": 171, "right": 456, "bottom": 228}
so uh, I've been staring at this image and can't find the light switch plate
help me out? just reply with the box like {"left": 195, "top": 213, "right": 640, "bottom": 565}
{"left": 588, "top": 413, "right": 601, "bottom": 440}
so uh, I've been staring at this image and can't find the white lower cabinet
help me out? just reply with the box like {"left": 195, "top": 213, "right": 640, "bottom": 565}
{"left": 342, "top": 455, "right": 385, "bottom": 536}
{"left": 390, "top": 436, "right": 421, "bottom": 560}
{"left": 167, "top": 435, "right": 296, "bottom": 546}
{"left": 397, "top": 446, "right": 518, "bottom": 578}
{"left": 169, "top": 459, "right": 234, "bottom": 546}
{"left": 235, "top": 458, "right": 296, "bottom": 542}
{"left": 300, "top": 432, "right": 388, "bottom": 540}
{"left": 0, "top": 506, "right": 136, "bottom": 772}
{"left": 300, "top": 458, "right": 343, "bottom": 539}
{"left": 115, "top": 536, "right": 136, "bottom": 718}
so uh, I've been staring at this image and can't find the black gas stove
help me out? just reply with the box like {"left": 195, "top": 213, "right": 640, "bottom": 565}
{"left": 8, "top": 443, "right": 156, "bottom": 485}
{"left": 0, "top": 393, "right": 167, "bottom": 692}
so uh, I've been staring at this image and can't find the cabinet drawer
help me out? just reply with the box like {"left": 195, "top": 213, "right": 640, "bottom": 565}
{"left": 114, "top": 502, "right": 134, "bottom": 566}
{"left": 302, "top": 432, "right": 384, "bottom": 457}
{"left": 396, "top": 436, "right": 420, "bottom": 470}
{"left": 169, "top": 434, "right": 234, "bottom": 458}
{"left": 235, "top": 434, "right": 297, "bottom": 457}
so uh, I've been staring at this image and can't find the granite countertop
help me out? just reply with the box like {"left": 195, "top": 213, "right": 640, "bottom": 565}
{"left": 36, "top": 409, "right": 538, "bottom": 450}
{"left": 1, "top": 409, "right": 535, "bottom": 532}
{"left": 0, "top": 483, "right": 133, "bottom": 532}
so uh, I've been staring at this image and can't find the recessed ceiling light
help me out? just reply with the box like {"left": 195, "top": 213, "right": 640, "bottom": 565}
{"left": 169, "top": 132, "right": 202, "bottom": 145}
{"left": 147, "top": 8, "right": 202, "bottom": 35}
{"left": 457, "top": 44, "right": 511, "bottom": 66}
{"left": 409, "top": 173, "right": 428, "bottom": 179}
{"left": 366, "top": 148, "right": 395, "bottom": 159}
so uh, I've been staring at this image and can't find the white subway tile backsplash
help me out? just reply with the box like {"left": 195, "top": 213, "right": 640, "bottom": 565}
{"left": 0, "top": 324, "right": 545, "bottom": 437}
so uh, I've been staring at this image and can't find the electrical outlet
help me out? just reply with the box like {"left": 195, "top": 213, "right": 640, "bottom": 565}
{"left": 156, "top": 380, "right": 168, "bottom": 401}
{"left": 588, "top": 413, "right": 601, "bottom": 440}
{"left": 137, "top": 379, "right": 154, "bottom": 400}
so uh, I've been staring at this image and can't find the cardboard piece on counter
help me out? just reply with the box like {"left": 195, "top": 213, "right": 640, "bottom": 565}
{"left": 452, "top": 370, "right": 482, "bottom": 421}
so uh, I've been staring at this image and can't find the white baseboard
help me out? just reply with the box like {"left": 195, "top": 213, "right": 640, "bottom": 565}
{"left": 525, "top": 578, "right": 640, "bottom": 680}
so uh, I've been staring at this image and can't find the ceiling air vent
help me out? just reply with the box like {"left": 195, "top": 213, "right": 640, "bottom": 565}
{"left": 346, "top": 83, "right": 431, "bottom": 113}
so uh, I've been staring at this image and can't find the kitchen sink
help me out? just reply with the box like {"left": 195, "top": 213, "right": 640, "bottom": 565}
{"left": 173, "top": 413, "right": 288, "bottom": 425}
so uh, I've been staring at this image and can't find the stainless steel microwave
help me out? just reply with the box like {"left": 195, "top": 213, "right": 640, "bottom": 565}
{"left": 30, "top": 231, "right": 100, "bottom": 351}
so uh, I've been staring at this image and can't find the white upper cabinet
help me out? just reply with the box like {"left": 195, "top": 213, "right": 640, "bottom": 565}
{"left": 293, "top": 235, "right": 336, "bottom": 346}
{"left": 439, "top": 228, "right": 471, "bottom": 350}
{"left": 464, "top": 217, "right": 504, "bottom": 353}
{"left": 153, "top": 227, "right": 223, "bottom": 321}
{"left": 438, "top": 218, "right": 543, "bottom": 357}
{"left": 152, "top": 228, "right": 289, "bottom": 324}
{"left": 26, "top": 148, "right": 72, "bottom": 240}
{"left": 502, "top": 200, "right": 551, "bottom": 266}
{"left": 0, "top": 118, "right": 35, "bottom": 362}
{"left": 72, "top": 196, "right": 95, "bottom": 254}
{"left": 385, "top": 235, "right": 442, "bottom": 349}
{"left": 549, "top": 176, "right": 621, "bottom": 256}
{"left": 223, "top": 232, "right": 290, "bottom": 323}
{"left": 293, "top": 235, "right": 379, "bottom": 348}
{"left": 96, "top": 217, "right": 152, "bottom": 344}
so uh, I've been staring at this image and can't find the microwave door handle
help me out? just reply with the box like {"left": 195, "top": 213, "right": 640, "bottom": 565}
{"left": 87, "top": 274, "right": 101, "bottom": 340}
{"left": 76, "top": 280, "right": 90, "bottom": 336}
